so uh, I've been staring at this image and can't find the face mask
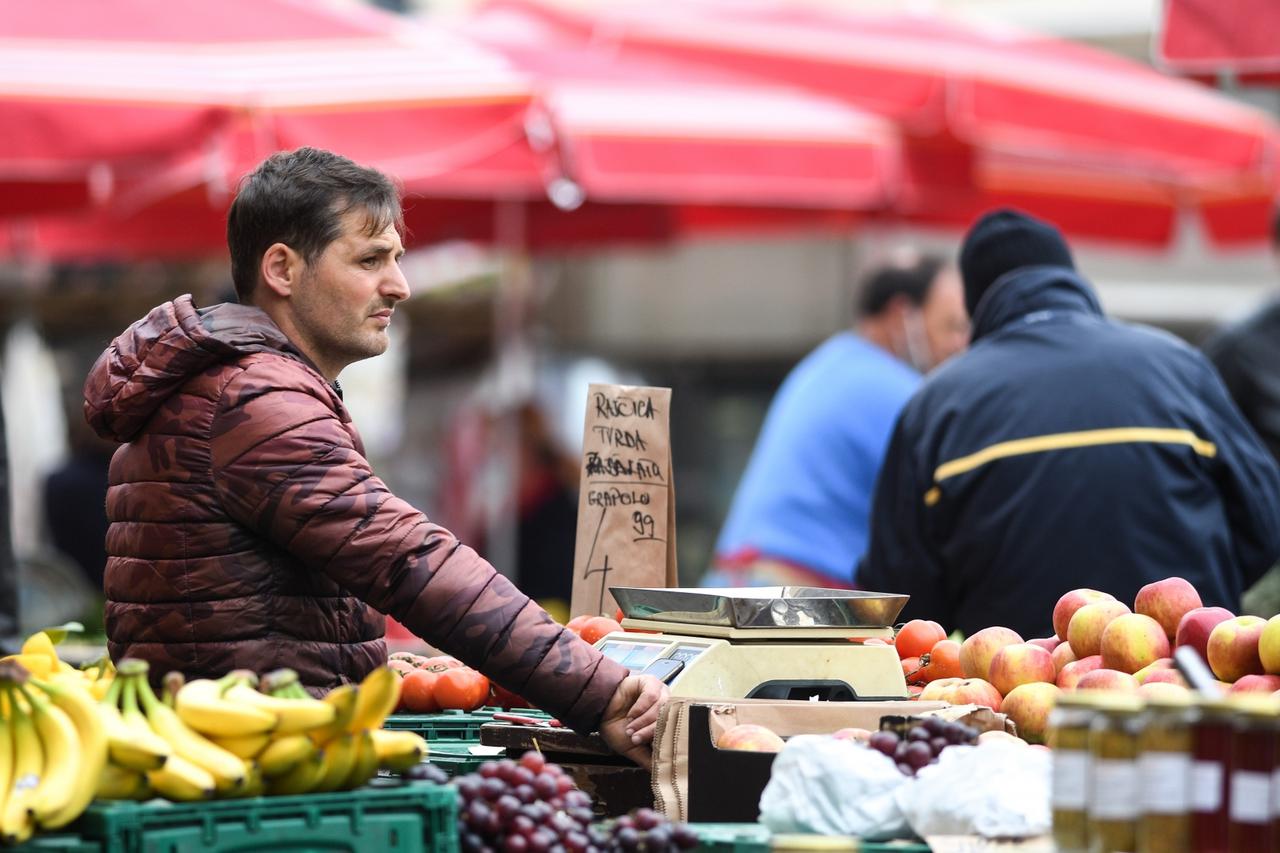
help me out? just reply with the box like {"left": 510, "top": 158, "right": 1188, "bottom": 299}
{"left": 902, "top": 307, "right": 936, "bottom": 373}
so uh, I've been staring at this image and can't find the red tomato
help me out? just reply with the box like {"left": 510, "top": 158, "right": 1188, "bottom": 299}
{"left": 579, "top": 617, "right": 622, "bottom": 646}
{"left": 434, "top": 668, "right": 491, "bottom": 712}
{"left": 400, "top": 670, "right": 440, "bottom": 713}
{"left": 895, "top": 619, "right": 947, "bottom": 660}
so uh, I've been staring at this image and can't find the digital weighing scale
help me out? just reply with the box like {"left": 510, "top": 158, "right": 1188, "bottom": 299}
{"left": 595, "top": 587, "right": 910, "bottom": 701}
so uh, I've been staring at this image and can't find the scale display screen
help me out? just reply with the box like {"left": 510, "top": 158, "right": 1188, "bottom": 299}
{"left": 597, "top": 640, "right": 664, "bottom": 672}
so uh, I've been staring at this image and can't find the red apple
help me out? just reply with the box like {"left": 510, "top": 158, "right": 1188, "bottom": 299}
{"left": 1100, "top": 613, "right": 1171, "bottom": 674}
{"left": 1068, "top": 601, "right": 1132, "bottom": 659}
{"left": 831, "top": 727, "right": 873, "bottom": 743}
{"left": 1175, "top": 607, "right": 1235, "bottom": 664}
{"left": 1229, "top": 674, "right": 1280, "bottom": 694}
{"left": 1142, "top": 668, "right": 1188, "bottom": 687}
{"left": 1056, "top": 655, "right": 1104, "bottom": 690}
{"left": 1051, "top": 642, "right": 1078, "bottom": 675}
{"left": 946, "top": 677, "right": 1004, "bottom": 712}
{"left": 918, "top": 678, "right": 962, "bottom": 701}
{"left": 1258, "top": 614, "right": 1280, "bottom": 675}
{"left": 988, "top": 644, "right": 1057, "bottom": 696}
{"left": 717, "top": 723, "right": 785, "bottom": 752}
{"left": 1137, "top": 682, "right": 1192, "bottom": 702}
{"left": 1028, "top": 637, "right": 1062, "bottom": 653}
{"left": 1207, "top": 616, "right": 1267, "bottom": 683}
{"left": 1053, "top": 589, "right": 1117, "bottom": 642}
{"left": 1000, "top": 682, "right": 1060, "bottom": 744}
{"left": 1075, "top": 669, "right": 1140, "bottom": 692}
{"left": 1133, "top": 657, "right": 1173, "bottom": 683}
{"left": 960, "top": 627, "right": 1024, "bottom": 681}
{"left": 1135, "top": 577, "right": 1203, "bottom": 640}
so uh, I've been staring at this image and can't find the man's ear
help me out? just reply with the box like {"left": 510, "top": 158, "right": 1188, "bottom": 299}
{"left": 260, "top": 243, "right": 302, "bottom": 298}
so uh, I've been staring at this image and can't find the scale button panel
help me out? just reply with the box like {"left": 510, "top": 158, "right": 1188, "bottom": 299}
{"left": 667, "top": 645, "right": 706, "bottom": 664}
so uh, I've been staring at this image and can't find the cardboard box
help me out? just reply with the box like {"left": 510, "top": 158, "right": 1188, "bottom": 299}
{"left": 651, "top": 697, "right": 1011, "bottom": 823}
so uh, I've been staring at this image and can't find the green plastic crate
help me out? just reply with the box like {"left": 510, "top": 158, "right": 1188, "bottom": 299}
{"left": 426, "top": 744, "right": 504, "bottom": 778}
{"left": 384, "top": 707, "right": 553, "bottom": 743}
{"left": 688, "top": 823, "right": 931, "bottom": 853}
{"left": 71, "top": 778, "right": 458, "bottom": 853}
{"left": 11, "top": 834, "right": 103, "bottom": 852}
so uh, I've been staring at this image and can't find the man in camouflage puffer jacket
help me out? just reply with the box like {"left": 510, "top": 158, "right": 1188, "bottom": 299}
{"left": 83, "top": 148, "right": 665, "bottom": 763}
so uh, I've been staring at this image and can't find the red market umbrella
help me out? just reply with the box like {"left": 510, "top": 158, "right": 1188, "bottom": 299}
{"left": 487, "top": 0, "right": 1280, "bottom": 248}
{"left": 1158, "top": 0, "right": 1280, "bottom": 85}
{"left": 0, "top": 0, "right": 546, "bottom": 222}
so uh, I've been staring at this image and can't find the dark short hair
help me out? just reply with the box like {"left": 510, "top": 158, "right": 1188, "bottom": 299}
{"left": 856, "top": 255, "right": 946, "bottom": 318}
{"left": 226, "top": 147, "right": 403, "bottom": 302}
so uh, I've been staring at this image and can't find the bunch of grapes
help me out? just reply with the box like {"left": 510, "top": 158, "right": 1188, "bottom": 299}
{"left": 453, "top": 752, "right": 698, "bottom": 853}
{"left": 404, "top": 762, "right": 452, "bottom": 785}
{"left": 865, "top": 717, "right": 978, "bottom": 776}
{"left": 598, "top": 808, "right": 698, "bottom": 852}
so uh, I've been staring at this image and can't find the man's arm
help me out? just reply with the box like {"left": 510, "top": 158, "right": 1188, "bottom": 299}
{"left": 208, "top": 367, "right": 653, "bottom": 739}
{"left": 856, "top": 415, "right": 952, "bottom": 627}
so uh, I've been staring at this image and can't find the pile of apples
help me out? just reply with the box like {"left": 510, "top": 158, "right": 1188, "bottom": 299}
{"left": 894, "top": 576, "right": 1276, "bottom": 745}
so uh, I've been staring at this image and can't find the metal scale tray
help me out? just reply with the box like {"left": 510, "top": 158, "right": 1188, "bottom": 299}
{"left": 611, "top": 586, "right": 908, "bottom": 629}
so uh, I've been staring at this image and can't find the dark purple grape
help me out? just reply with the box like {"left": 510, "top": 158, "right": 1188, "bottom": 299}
{"left": 903, "top": 741, "right": 932, "bottom": 770}
{"left": 942, "top": 724, "right": 968, "bottom": 745}
{"left": 513, "top": 766, "right": 536, "bottom": 787}
{"left": 644, "top": 827, "right": 671, "bottom": 849}
{"left": 465, "top": 800, "right": 493, "bottom": 830}
{"left": 563, "top": 790, "right": 592, "bottom": 809}
{"left": 528, "top": 802, "right": 553, "bottom": 824}
{"left": 528, "top": 830, "right": 555, "bottom": 853}
{"left": 519, "top": 751, "right": 547, "bottom": 773}
{"left": 922, "top": 716, "right": 947, "bottom": 736}
{"left": 632, "top": 808, "right": 661, "bottom": 831}
{"left": 906, "top": 726, "right": 930, "bottom": 743}
{"left": 893, "top": 740, "right": 910, "bottom": 761}
{"left": 868, "top": 731, "right": 898, "bottom": 757}
{"left": 512, "top": 815, "right": 537, "bottom": 837}
{"left": 549, "top": 812, "right": 578, "bottom": 835}
{"left": 514, "top": 784, "right": 537, "bottom": 804}
{"left": 504, "top": 836, "right": 529, "bottom": 853}
{"left": 615, "top": 827, "right": 640, "bottom": 851}
{"left": 671, "top": 825, "right": 699, "bottom": 850}
{"left": 568, "top": 807, "right": 594, "bottom": 825}
{"left": 929, "top": 736, "right": 949, "bottom": 755}
{"left": 479, "top": 763, "right": 500, "bottom": 779}
{"left": 533, "top": 774, "right": 559, "bottom": 800}
{"left": 483, "top": 811, "right": 503, "bottom": 836}
{"left": 549, "top": 846, "right": 566, "bottom": 853}
{"left": 458, "top": 777, "right": 483, "bottom": 801}
{"left": 482, "top": 778, "right": 508, "bottom": 801}
{"left": 614, "top": 816, "right": 635, "bottom": 831}
{"left": 496, "top": 760, "right": 519, "bottom": 783}
{"left": 496, "top": 794, "right": 522, "bottom": 820}
{"left": 896, "top": 762, "right": 915, "bottom": 776}
{"left": 556, "top": 776, "right": 576, "bottom": 794}
{"left": 564, "top": 832, "right": 590, "bottom": 853}
{"left": 463, "top": 832, "right": 486, "bottom": 853}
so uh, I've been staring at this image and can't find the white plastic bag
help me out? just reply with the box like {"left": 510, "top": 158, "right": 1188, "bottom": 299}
{"left": 758, "top": 735, "right": 910, "bottom": 841}
{"left": 895, "top": 742, "right": 1052, "bottom": 838}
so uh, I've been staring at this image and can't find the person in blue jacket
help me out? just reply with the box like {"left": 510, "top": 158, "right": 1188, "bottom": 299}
{"left": 858, "top": 209, "right": 1280, "bottom": 639}
{"left": 710, "top": 253, "right": 969, "bottom": 589}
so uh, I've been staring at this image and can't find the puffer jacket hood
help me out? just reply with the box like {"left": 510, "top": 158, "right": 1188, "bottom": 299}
{"left": 85, "top": 295, "right": 329, "bottom": 443}
{"left": 968, "top": 265, "right": 1104, "bottom": 344}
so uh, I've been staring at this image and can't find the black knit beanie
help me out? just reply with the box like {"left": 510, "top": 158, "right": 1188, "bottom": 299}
{"left": 959, "top": 209, "right": 1075, "bottom": 317}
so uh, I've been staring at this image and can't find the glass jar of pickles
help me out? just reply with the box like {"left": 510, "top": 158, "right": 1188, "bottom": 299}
{"left": 1050, "top": 692, "right": 1096, "bottom": 853}
{"left": 1136, "top": 692, "right": 1194, "bottom": 853}
{"left": 1087, "top": 691, "right": 1144, "bottom": 853}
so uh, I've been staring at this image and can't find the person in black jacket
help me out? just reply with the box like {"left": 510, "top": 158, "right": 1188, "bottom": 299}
{"left": 858, "top": 209, "right": 1280, "bottom": 639}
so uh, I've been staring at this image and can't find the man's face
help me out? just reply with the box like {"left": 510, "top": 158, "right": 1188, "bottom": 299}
{"left": 913, "top": 268, "right": 969, "bottom": 370}
{"left": 289, "top": 208, "right": 409, "bottom": 380}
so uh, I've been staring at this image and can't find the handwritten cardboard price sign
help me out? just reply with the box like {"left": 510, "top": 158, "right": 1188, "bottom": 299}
{"left": 570, "top": 383, "right": 678, "bottom": 618}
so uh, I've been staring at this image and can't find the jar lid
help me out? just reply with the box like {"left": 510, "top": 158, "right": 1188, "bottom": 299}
{"left": 1076, "top": 689, "right": 1142, "bottom": 712}
{"left": 1226, "top": 693, "right": 1280, "bottom": 716}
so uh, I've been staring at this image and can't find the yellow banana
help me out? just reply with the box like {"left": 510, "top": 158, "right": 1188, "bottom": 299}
{"left": 310, "top": 733, "right": 359, "bottom": 793}
{"left": 223, "top": 683, "right": 334, "bottom": 735}
{"left": 114, "top": 677, "right": 175, "bottom": 771}
{"left": 370, "top": 729, "right": 429, "bottom": 772}
{"left": 307, "top": 685, "right": 356, "bottom": 746}
{"left": 147, "top": 754, "right": 216, "bottom": 802}
{"left": 265, "top": 749, "right": 326, "bottom": 796}
{"left": 0, "top": 710, "right": 12, "bottom": 834}
{"left": 213, "top": 732, "right": 272, "bottom": 760}
{"left": 19, "top": 686, "right": 80, "bottom": 824}
{"left": 258, "top": 734, "right": 316, "bottom": 778}
{"left": 33, "top": 676, "right": 108, "bottom": 829}
{"left": 1, "top": 691, "right": 41, "bottom": 845}
{"left": 224, "top": 763, "right": 264, "bottom": 799}
{"left": 95, "top": 764, "right": 151, "bottom": 800}
{"left": 99, "top": 697, "right": 169, "bottom": 771}
{"left": 348, "top": 667, "right": 400, "bottom": 732}
{"left": 177, "top": 677, "right": 276, "bottom": 738}
{"left": 20, "top": 633, "right": 60, "bottom": 674}
{"left": 341, "top": 730, "right": 380, "bottom": 791}
{"left": 129, "top": 672, "right": 247, "bottom": 790}
{"left": 0, "top": 654, "right": 53, "bottom": 680}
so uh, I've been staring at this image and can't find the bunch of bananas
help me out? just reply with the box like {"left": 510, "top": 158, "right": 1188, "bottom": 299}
{"left": 0, "top": 631, "right": 115, "bottom": 701}
{"left": 95, "top": 659, "right": 429, "bottom": 804}
{"left": 0, "top": 656, "right": 109, "bottom": 845}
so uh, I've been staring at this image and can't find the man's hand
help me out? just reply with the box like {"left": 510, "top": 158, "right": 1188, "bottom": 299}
{"left": 598, "top": 675, "right": 669, "bottom": 768}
